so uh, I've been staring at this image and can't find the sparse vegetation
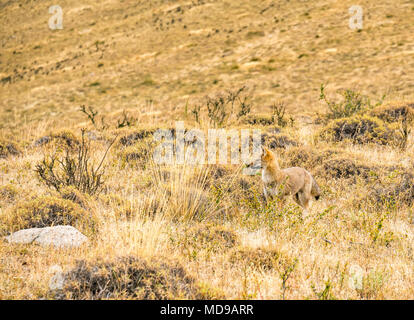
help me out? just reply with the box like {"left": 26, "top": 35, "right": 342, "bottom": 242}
{"left": 0, "top": 195, "right": 97, "bottom": 236}
{"left": 319, "top": 115, "right": 399, "bottom": 145}
{"left": 320, "top": 84, "right": 385, "bottom": 119}
{"left": 35, "top": 130, "right": 116, "bottom": 195}
{"left": 194, "top": 86, "right": 252, "bottom": 127}
{"left": 57, "top": 256, "right": 207, "bottom": 299}
{"left": 0, "top": 139, "right": 21, "bottom": 158}
{"left": 1, "top": 0, "right": 414, "bottom": 301}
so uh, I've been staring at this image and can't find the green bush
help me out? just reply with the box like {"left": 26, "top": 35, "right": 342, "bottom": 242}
{"left": 320, "top": 84, "right": 384, "bottom": 119}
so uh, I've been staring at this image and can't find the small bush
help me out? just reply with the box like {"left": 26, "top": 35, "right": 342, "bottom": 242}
{"left": 117, "top": 138, "right": 155, "bottom": 169}
{"left": 370, "top": 102, "right": 414, "bottom": 150}
{"left": 229, "top": 247, "right": 280, "bottom": 270}
{"left": 35, "top": 130, "right": 115, "bottom": 195}
{"left": 371, "top": 102, "right": 414, "bottom": 123}
{"left": 177, "top": 223, "right": 239, "bottom": 253}
{"left": 58, "top": 256, "right": 207, "bottom": 299}
{"left": 244, "top": 114, "right": 274, "bottom": 126}
{"left": 281, "top": 146, "right": 318, "bottom": 168}
{"left": 205, "top": 165, "right": 233, "bottom": 185}
{"left": 281, "top": 146, "right": 337, "bottom": 168}
{"left": 199, "top": 86, "right": 251, "bottom": 127}
{"left": 1, "top": 195, "right": 97, "bottom": 236}
{"left": 33, "top": 130, "right": 80, "bottom": 149}
{"left": 0, "top": 139, "right": 21, "bottom": 158}
{"left": 319, "top": 115, "right": 398, "bottom": 145}
{"left": 51, "top": 130, "right": 80, "bottom": 149}
{"left": 118, "top": 129, "right": 155, "bottom": 146}
{"left": 0, "top": 184, "right": 19, "bottom": 203}
{"left": 318, "top": 158, "right": 372, "bottom": 179}
{"left": 261, "top": 133, "right": 298, "bottom": 149}
{"left": 271, "top": 101, "right": 294, "bottom": 127}
{"left": 59, "top": 186, "right": 92, "bottom": 209}
{"left": 369, "top": 172, "right": 414, "bottom": 207}
{"left": 320, "top": 84, "right": 384, "bottom": 119}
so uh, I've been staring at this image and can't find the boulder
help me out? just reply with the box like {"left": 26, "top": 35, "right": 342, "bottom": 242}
{"left": 5, "top": 226, "right": 88, "bottom": 248}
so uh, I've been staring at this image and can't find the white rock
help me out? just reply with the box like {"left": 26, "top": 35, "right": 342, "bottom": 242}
{"left": 5, "top": 226, "right": 88, "bottom": 248}
{"left": 48, "top": 265, "right": 65, "bottom": 291}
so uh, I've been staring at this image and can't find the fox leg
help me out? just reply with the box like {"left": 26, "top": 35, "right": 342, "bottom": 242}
{"left": 297, "top": 190, "right": 311, "bottom": 216}
{"left": 293, "top": 193, "right": 301, "bottom": 206}
{"left": 263, "top": 187, "right": 270, "bottom": 202}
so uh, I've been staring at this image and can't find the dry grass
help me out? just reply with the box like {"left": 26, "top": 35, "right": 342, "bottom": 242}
{"left": 1, "top": 0, "right": 414, "bottom": 300}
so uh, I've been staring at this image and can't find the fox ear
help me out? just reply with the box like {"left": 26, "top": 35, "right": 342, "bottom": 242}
{"left": 263, "top": 146, "right": 271, "bottom": 155}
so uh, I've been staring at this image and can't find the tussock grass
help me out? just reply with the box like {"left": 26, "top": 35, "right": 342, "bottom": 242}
{"left": 1, "top": 0, "right": 414, "bottom": 300}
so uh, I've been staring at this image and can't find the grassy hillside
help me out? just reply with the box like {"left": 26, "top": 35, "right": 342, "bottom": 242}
{"left": 0, "top": 0, "right": 414, "bottom": 299}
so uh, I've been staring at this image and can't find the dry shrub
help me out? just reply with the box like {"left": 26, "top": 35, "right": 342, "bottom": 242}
{"left": 243, "top": 114, "right": 274, "bottom": 126}
{"left": 319, "top": 115, "right": 398, "bottom": 145}
{"left": 229, "top": 247, "right": 280, "bottom": 270}
{"left": 318, "top": 158, "right": 373, "bottom": 180}
{"left": 59, "top": 186, "right": 92, "bottom": 210}
{"left": 118, "top": 129, "right": 155, "bottom": 147}
{"left": 0, "top": 139, "right": 21, "bottom": 158}
{"left": 371, "top": 102, "right": 414, "bottom": 123}
{"left": 206, "top": 164, "right": 240, "bottom": 190}
{"left": 58, "top": 256, "right": 208, "bottom": 299}
{"left": 163, "top": 187, "right": 213, "bottom": 222}
{"left": 0, "top": 184, "right": 19, "bottom": 203}
{"left": 179, "top": 223, "right": 239, "bottom": 252}
{"left": 98, "top": 193, "right": 135, "bottom": 219}
{"left": 35, "top": 130, "right": 113, "bottom": 196}
{"left": 281, "top": 146, "right": 337, "bottom": 169}
{"left": 148, "top": 165, "right": 222, "bottom": 222}
{"left": 369, "top": 172, "right": 414, "bottom": 207}
{"left": 34, "top": 130, "right": 80, "bottom": 150}
{"left": 261, "top": 133, "right": 298, "bottom": 149}
{"left": 99, "top": 192, "right": 160, "bottom": 220}
{"left": 117, "top": 137, "right": 156, "bottom": 169}
{"left": 204, "top": 164, "right": 234, "bottom": 190}
{"left": 1, "top": 195, "right": 98, "bottom": 236}
{"left": 51, "top": 130, "right": 80, "bottom": 149}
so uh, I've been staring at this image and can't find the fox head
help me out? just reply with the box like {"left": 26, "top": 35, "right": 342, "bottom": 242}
{"left": 261, "top": 146, "right": 276, "bottom": 165}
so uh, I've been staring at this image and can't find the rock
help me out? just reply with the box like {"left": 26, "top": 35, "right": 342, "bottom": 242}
{"left": 5, "top": 226, "right": 88, "bottom": 248}
{"left": 48, "top": 265, "right": 65, "bottom": 291}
